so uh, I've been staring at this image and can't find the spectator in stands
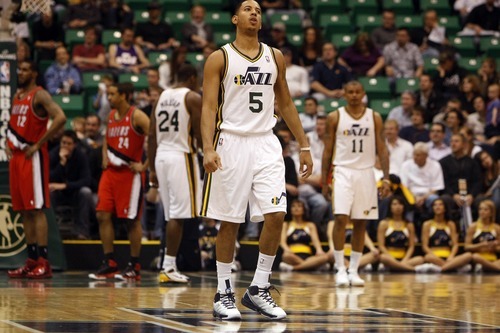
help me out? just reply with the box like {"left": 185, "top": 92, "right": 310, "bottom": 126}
{"left": 81, "top": 114, "right": 103, "bottom": 151}
{"left": 267, "top": 22, "right": 299, "bottom": 64}
{"left": 261, "top": 0, "right": 307, "bottom": 23}
{"left": 465, "top": 199, "right": 500, "bottom": 272}
{"left": 411, "top": 10, "right": 448, "bottom": 58}
{"left": 454, "top": 0, "right": 499, "bottom": 24}
{"left": 72, "top": 26, "right": 107, "bottom": 72}
{"left": 427, "top": 122, "right": 452, "bottom": 161}
{"left": 478, "top": 57, "right": 499, "bottom": 97}
{"left": 65, "top": 0, "right": 101, "bottom": 30}
{"left": 135, "top": 2, "right": 178, "bottom": 53}
{"left": 49, "top": 130, "right": 94, "bottom": 240}
{"left": 399, "top": 106, "right": 430, "bottom": 144}
{"left": 415, "top": 74, "right": 443, "bottom": 123}
{"left": 400, "top": 142, "right": 444, "bottom": 220}
{"left": 420, "top": 198, "right": 473, "bottom": 273}
{"left": 182, "top": 4, "right": 214, "bottom": 52}
{"left": 44, "top": 46, "right": 82, "bottom": 95}
{"left": 299, "top": 26, "right": 323, "bottom": 70}
{"left": 16, "top": 41, "right": 31, "bottom": 62}
{"left": 443, "top": 109, "right": 467, "bottom": 144}
{"left": 72, "top": 117, "right": 86, "bottom": 140}
{"left": 468, "top": 95, "right": 488, "bottom": 144}
{"left": 460, "top": 126, "right": 482, "bottom": 157}
{"left": 92, "top": 74, "right": 114, "bottom": 124}
{"left": 279, "top": 200, "right": 330, "bottom": 272}
{"left": 458, "top": 75, "right": 482, "bottom": 115}
{"left": 310, "top": 42, "right": 351, "bottom": 101}
{"left": 433, "top": 98, "right": 463, "bottom": 123}
{"left": 384, "top": 119, "right": 414, "bottom": 176}
{"left": 100, "top": 0, "right": 134, "bottom": 30}
{"left": 108, "top": 27, "right": 150, "bottom": 74}
{"left": 32, "top": 10, "right": 64, "bottom": 61}
{"left": 338, "top": 32, "right": 385, "bottom": 78}
{"left": 383, "top": 28, "right": 423, "bottom": 79}
{"left": 159, "top": 45, "right": 189, "bottom": 88}
{"left": 474, "top": 151, "right": 500, "bottom": 217}
{"left": 388, "top": 91, "right": 417, "bottom": 128}
{"left": 435, "top": 50, "right": 474, "bottom": 99}
{"left": 485, "top": 83, "right": 500, "bottom": 139}
{"left": 439, "top": 133, "right": 482, "bottom": 223}
{"left": 377, "top": 196, "right": 425, "bottom": 272}
{"left": 299, "top": 97, "right": 319, "bottom": 133}
{"left": 371, "top": 9, "right": 397, "bottom": 52}
{"left": 464, "top": 0, "right": 500, "bottom": 36}
{"left": 144, "top": 68, "right": 163, "bottom": 92}
{"left": 283, "top": 48, "right": 309, "bottom": 98}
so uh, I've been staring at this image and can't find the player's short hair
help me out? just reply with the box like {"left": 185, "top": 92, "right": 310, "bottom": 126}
{"left": 20, "top": 60, "right": 38, "bottom": 73}
{"left": 177, "top": 64, "right": 198, "bottom": 83}
{"left": 111, "top": 82, "right": 134, "bottom": 100}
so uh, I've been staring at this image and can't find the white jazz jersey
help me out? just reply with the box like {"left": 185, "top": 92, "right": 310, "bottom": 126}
{"left": 218, "top": 43, "right": 278, "bottom": 135}
{"left": 155, "top": 87, "right": 194, "bottom": 154}
{"left": 333, "top": 107, "right": 376, "bottom": 169}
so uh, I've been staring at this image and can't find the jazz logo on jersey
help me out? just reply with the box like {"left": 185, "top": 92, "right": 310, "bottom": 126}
{"left": 343, "top": 124, "right": 369, "bottom": 136}
{"left": 234, "top": 66, "right": 272, "bottom": 86}
{"left": 271, "top": 192, "right": 286, "bottom": 205}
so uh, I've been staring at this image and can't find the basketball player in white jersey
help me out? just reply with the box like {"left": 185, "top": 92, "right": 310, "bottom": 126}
{"left": 148, "top": 64, "right": 202, "bottom": 283}
{"left": 201, "top": 0, "right": 313, "bottom": 321}
{"left": 322, "top": 81, "right": 391, "bottom": 287}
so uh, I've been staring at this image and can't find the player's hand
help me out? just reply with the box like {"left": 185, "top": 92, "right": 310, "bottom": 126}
{"left": 102, "top": 156, "right": 108, "bottom": 169}
{"left": 25, "top": 142, "right": 40, "bottom": 159}
{"left": 149, "top": 171, "right": 159, "bottom": 188}
{"left": 129, "top": 162, "right": 145, "bottom": 173}
{"left": 380, "top": 182, "right": 391, "bottom": 198}
{"left": 299, "top": 151, "right": 313, "bottom": 178}
{"left": 203, "top": 149, "right": 222, "bottom": 173}
{"left": 5, "top": 145, "right": 12, "bottom": 161}
{"left": 322, "top": 184, "right": 331, "bottom": 201}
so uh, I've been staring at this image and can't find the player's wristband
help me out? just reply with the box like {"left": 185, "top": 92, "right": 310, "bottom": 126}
{"left": 300, "top": 147, "right": 311, "bottom": 152}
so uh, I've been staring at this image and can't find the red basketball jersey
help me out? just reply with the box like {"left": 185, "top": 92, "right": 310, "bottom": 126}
{"left": 7, "top": 86, "right": 47, "bottom": 151}
{"left": 106, "top": 106, "right": 145, "bottom": 167}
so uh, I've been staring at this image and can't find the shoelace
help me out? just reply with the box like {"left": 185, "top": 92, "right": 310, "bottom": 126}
{"left": 258, "top": 285, "right": 280, "bottom": 307}
{"left": 220, "top": 293, "right": 237, "bottom": 309}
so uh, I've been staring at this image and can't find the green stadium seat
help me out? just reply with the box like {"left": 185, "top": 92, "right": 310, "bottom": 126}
{"left": 439, "top": 16, "right": 461, "bottom": 36}
{"left": 395, "top": 15, "right": 422, "bottom": 29}
{"left": 356, "top": 15, "right": 382, "bottom": 33}
{"left": 449, "top": 36, "right": 476, "bottom": 57}
{"left": 148, "top": 51, "right": 170, "bottom": 66}
{"left": 320, "top": 98, "right": 347, "bottom": 113}
{"left": 186, "top": 52, "right": 204, "bottom": 66}
{"left": 161, "top": 0, "right": 191, "bottom": 12}
{"left": 102, "top": 30, "right": 121, "bottom": 47}
{"left": 287, "top": 33, "right": 303, "bottom": 47}
{"left": 65, "top": 30, "right": 85, "bottom": 50}
{"left": 270, "top": 13, "right": 302, "bottom": 34}
{"left": 358, "top": 76, "right": 391, "bottom": 100}
{"left": 421, "top": 0, "right": 451, "bottom": 16}
{"left": 293, "top": 98, "right": 305, "bottom": 113}
{"left": 124, "top": 0, "right": 149, "bottom": 11}
{"left": 320, "top": 14, "right": 352, "bottom": 38}
{"left": 349, "top": 0, "right": 378, "bottom": 16}
{"left": 39, "top": 60, "right": 52, "bottom": 75}
{"left": 480, "top": 37, "right": 500, "bottom": 58}
{"left": 214, "top": 32, "right": 235, "bottom": 47}
{"left": 205, "top": 12, "right": 232, "bottom": 33}
{"left": 164, "top": 11, "right": 190, "bottom": 40}
{"left": 458, "top": 57, "right": 482, "bottom": 73}
{"left": 196, "top": 0, "right": 223, "bottom": 10}
{"left": 311, "top": 0, "right": 344, "bottom": 24}
{"left": 383, "top": 0, "right": 414, "bottom": 15}
{"left": 395, "top": 78, "right": 420, "bottom": 95}
{"left": 370, "top": 99, "right": 398, "bottom": 119}
{"left": 134, "top": 10, "right": 150, "bottom": 24}
{"left": 118, "top": 73, "right": 149, "bottom": 91}
{"left": 53, "top": 95, "right": 85, "bottom": 118}
{"left": 423, "top": 57, "right": 439, "bottom": 76}
{"left": 331, "top": 34, "right": 356, "bottom": 54}
{"left": 82, "top": 72, "right": 104, "bottom": 94}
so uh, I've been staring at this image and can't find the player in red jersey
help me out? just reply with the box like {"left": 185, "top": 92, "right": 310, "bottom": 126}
{"left": 6, "top": 61, "right": 66, "bottom": 279}
{"left": 89, "top": 83, "right": 150, "bottom": 281}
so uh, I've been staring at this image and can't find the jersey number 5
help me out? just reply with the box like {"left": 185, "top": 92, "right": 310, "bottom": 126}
{"left": 158, "top": 110, "right": 179, "bottom": 132}
{"left": 249, "top": 92, "right": 263, "bottom": 113}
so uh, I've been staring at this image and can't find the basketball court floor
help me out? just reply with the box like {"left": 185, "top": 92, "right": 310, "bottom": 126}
{"left": 0, "top": 271, "right": 499, "bottom": 332}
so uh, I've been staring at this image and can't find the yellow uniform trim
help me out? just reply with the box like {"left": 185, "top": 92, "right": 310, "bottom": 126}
{"left": 290, "top": 244, "right": 313, "bottom": 255}
{"left": 388, "top": 248, "right": 406, "bottom": 260}
{"left": 229, "top": 42, "right": 264, "bottom": 63}
{"left": 185, "top": 153, "right": 196, "bottom": 217}
{"left": 431, "top": 247, "right": 451, "bottom": 259}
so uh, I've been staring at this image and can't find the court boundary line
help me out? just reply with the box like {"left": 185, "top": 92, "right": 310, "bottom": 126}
{"left": 1, "top": 320, "right": 44, "bottom": 333}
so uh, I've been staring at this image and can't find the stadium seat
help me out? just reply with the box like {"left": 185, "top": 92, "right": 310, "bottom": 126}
{"left": 161, "top": 0, "right": 192, "bottom": 12}
{"left": 356, "top": 15, "right": 382, "bottom": 33}
{"left": 38, "top": 60, "right": 52, "bottom": 75}
{"left": 148, "top": 52, "right": 170, "bottom": 66}
{"left": 383, "top": 0, "right": 414, "bottom": 15}
{"left": 196, "top": 0, "right": 224, "bottom": 10}
{"left": 186, "top": 52, "right": 204, "bottom": 66}
{"left": 449, "top": 36, "right": 476, "bottom": 57}
{"left": 310, "top": 0, "right": 343, "bottom": 23}
{"left": 319, "top": 14, "right": 352, "bottom": 39}
{"left": 421, "top": 0, "right": 451, "bottom": 16}
{"left": 331, "top": 34, "right": 356, "bottom": 54}
{"left": 270, "top": 13, "right": 302, "bottom": 34}
{"left": 395, "top": 78, "right": 420, "bottom": 95}
{"left": 82, "top": 72, "right": 104, "bottom": 95}
{"left": 319, "top": 98, "right": 347, "bottom": 113}
{"left": 293, "top": 98, "right": 305, "bottom": 113}
{"left": 118, "top": 73, "right": 149, "bottom": 91}
{"left": 348, "top": 0, "right": 378, "bottom": 17}
{"left": 370, "top": 99, "right": 398, "bottom": 119}
{"left": 423, "top": 57, "right": 439, "bottom": 76}
{"left": 287, "top": 33, "right": 303, "bottom": 47}
{"left": 53, "top": 95, "right": 85, "bottom": 119}
{"left": 458, "top": 57, "right": 482, "bottom": 73}
{"left": 134, "top": 10, "right": 150, "bottom": 24}
{"left": 480, "top": 37, "right": 500, "bottom": 58}
{"left": 65, "top": 30, "right": 85, "bottom": 50}
{"left": 102, "top": 30, "right": 121, "bottom": 47}
{"left": 439, "top": 16, "right": 461, "bottom": 36}
{"left": 164, "top": 11, "right": 190, "bottom": 40}
{"left": 358, "top": 76, "right": 391, "bottom": 100}
{"left": 395, "top": 15, "right": 422, "bottom": 29}
{"left": 214, "top": 32, "right": 235, "bottom": 47}
{"left": 205, "top": 12, "right": 232, "bottom": 33}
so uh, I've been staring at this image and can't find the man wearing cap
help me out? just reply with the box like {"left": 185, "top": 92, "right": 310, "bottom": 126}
{"left": 267, "top": 22, "right": 299, "bottom": 64}
{"left": 135, "top": 2, "right": 179, "bottom": 53}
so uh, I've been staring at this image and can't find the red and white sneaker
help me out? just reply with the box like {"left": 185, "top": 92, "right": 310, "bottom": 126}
{"left": 115, "top": 263, "right": 141, "bottom": 281}
{"left": 7, "top": 258, "right": 38, "bottom": 278}
{"left": 26, "top": 258, "right": 52, "bottom": 279}
{"left": 88, "top": 259, "right": 119, "bottom": 280}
